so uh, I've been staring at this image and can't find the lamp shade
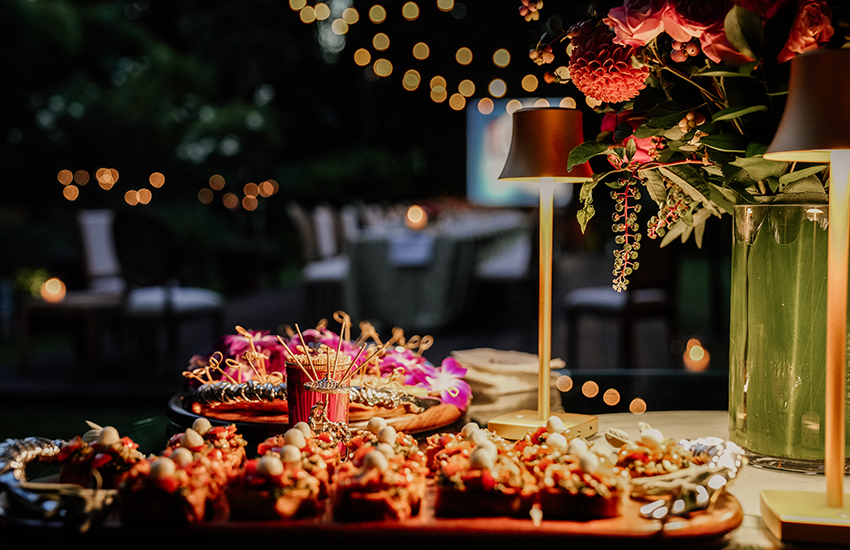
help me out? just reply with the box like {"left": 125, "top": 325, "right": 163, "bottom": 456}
{"left": 499, "top": 107, "right": 593, "bottom": 182}
{"left": 765, "top": 48, "right": 850, "bottom": 163}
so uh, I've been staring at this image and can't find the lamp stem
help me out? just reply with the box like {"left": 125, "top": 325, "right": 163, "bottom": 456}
{"left": 538, "top": 177, "right": 554, "bottom": 421}
{"left": 826, "top": 151, "right": 850, "bottom": 507}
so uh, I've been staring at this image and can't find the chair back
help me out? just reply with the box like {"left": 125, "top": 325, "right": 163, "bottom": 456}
{"left": 287, "top": 202, "right": 319, "bottom": 264}
{"left": 76, "top": 210, "right": 125, "bottom": 293}
{"left": 111, "top": 209, "right": 179, "bottom": 289}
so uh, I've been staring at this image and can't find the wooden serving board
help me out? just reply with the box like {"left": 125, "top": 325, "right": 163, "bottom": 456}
{"left": 2, "top": 488, "right": 744, "bottom": 547}
{"left": 168, "top": 395, "right": 466, "bottom": 446}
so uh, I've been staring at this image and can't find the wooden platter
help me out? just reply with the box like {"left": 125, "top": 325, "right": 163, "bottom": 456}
{"left": 1, "top": 487, "right": 744, "bottom": 547}
{"left": 167, "top": 394, "right": 466, "bottom": 447}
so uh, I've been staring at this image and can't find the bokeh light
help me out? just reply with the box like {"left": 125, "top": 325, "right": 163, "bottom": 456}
{"left": 198, "top": 188, "right": 214, "bottom": 204}
{"left": 402, "top": 2, "right": 419, "bottom": 20}
{"left": 506, "top": 99, "right": 523, "bottom": 114}
{"left": 437, "top": 0, "right": 454, "bottom": 12}
{"left": 244, "top": 182, "right": 259, "bottom": 197}
{"left": 412, "top": 42, "right": 430, "bottom": 60}
{"left": 430, "top": 86, "right": 447, "bottom": 103}
{"left": 405, "top": 204, "right": 427, "bottom": 230}
{"left": 369, "top": 5, "right": 387, "bottom": 23}
{"left": 354, "top": 48, "right": 372, "bottom": 66}
{"left": 374, "top": 59, "right": 393, "bottom": 77}
{"left": 477, "top": 97, "right": 494, "bottom": 115}
{"left": 259, "top": 180, "right": 276, "bottom": 197}
{"left": 430, "top": 76, "right": 447, "bottom": 89}
{"left": 684, "top": 338, "right": 711, "bottom": 371}
{"left": 488, "top": 79, "right": 506, "bottom": 98}
{"left": 458, "top": 79, "right": 475, "bottom": 97}
{"left": 603, "top": 388, "right": 621, "bottom": 406}
{"left": 149, "top": 172, "right": 165, "bottom": 188}
{"left": 533, "top": 98, "right": 550, "bottom": 107}
{"left": 581, "top": 380, "right": 599, "bottom": 398}
{"left": 300, "top": 6, "right": 316, "bottom": 23}
{"left": 138, "top": 188, "right": 152, "bottom": 204}
{"left": 222, "top": 192, "right": 239, "bottom": 210}
{"left": 449, "top": 93, "right": 465, "bottom": 111}
{"left": 74, "top": 170, "right": 89, "bottom": 185}
{"left": 40, "top": 278, "right": 66, "bottom": 303}
{"left": 124, "top": 190, "right": 139, "bottom": 206}
{"left": 314, "top": 3, "right": 331, "bottom": 20}
{"left": 522, "top": 74, "right": 539, "bottom": 92}
{"left": 630, "top": 398, "right": 648, "bottom": 414}
{"left": 456, "top": 47, "right": 472, "bottom": 65}
{"left": 493, "top": 49, "right": 511, "bottom": 68}
{"left": 332, "top": 19, "right": 349, "bottom": 35}
{"left": 560, "top": 97, "right": 578, "bottom": 109}
{"left": 373, "top": 33, "right": 390, "bottom": 51}
{"left": 63, "top": 185, "right": 79, "bottom": 201}
{"left": 556, "top": 375, "right": 573, "bottom": 392}
{"left": 403, "top": 69, "right": 421, "bottom": 91}
{"left": 342, "top": 7, "right": 359, "bottom": 24}
{"left": 209, "top": 174, "right": 225, "bottom": 190}
{"left": 242, "top": 195, "right": 259, "bottom": 211}
{"left": 289, "top": 0, "right": 307, "bottom": 10}
{"left": 57, "top": 170, "right": 73, "bottom": 185}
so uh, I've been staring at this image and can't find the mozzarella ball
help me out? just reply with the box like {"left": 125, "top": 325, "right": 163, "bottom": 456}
{"left": 191, "top": 417, "right": 212, "bottom": 436}
{"left": 377, "top": 426, "right": 397, "bottom": 445}
{"left": 577, "top": 450, "right": 599, "bottom": 472}
{"left": 471, "top": 430, "right": 491, "bottom": 447}
{"left": 363, "top": 450, "right": 389, "bottom": 472}
{"left": 257, "top": 455, "right": 284, "bottom": 477}
{"left": 545, "top": 432, "right": 568, "bottom": 453}
{"left": 279, "top": 444, "right": 302, "bottom": 463}
{"left": 568, "top": 438, "right": 589, "bottom": 455}
{"left": 180, "top": 428, "right": 204, "bottom": 449}
{"left": 170, "top": 447, "right": 193, "bottom": 467}
{"left": 546, "top": 415, "right": 564, "bottom": 433}
{"left": 150, "top": 457, "right": 176, "bottom": 479}
{"left": 283, "top": 428, "right": 307, "bottom": 449}
{"left": 469, "top": 448, "right": 495, "bottom": 471}
{"left": 367, "top": 417, "right": 387, "bottom": 435}
{"left": 376, "top": 442, "right": 395, "bottom": 458}
{"left": 638, "top": 428, "right": 664, "bottom": 449}
{"left": 293, "top": 422, "right": 312, "bottom": 438}
{"left": 97, "top": 426, "right": 120, "bottom": 447}
{"left": 460, "top": 422, "right": 480, "bottom": 439}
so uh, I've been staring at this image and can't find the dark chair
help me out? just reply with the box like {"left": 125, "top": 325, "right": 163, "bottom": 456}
{"left": 111, "top": 209, "right": 225, "bottom": 372}
{"left": 563, "top": 242, "right": 678, "bottom": 369}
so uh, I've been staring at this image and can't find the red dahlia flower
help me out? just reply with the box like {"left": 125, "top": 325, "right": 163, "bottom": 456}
{"left": 569, "top": 27, "right": 649, "bottom": 104}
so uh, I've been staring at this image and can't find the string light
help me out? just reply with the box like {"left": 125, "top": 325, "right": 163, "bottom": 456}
{"left": 402, "top": 2, "right": 419, "bottom": 21}
{"left": 369, "top": 5, "right": 387, "bottom": 23}
{"left": 57, "top": 170, "right": 73, "bottom": 185}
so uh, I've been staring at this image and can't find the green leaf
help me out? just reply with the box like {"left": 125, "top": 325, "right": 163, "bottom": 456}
{"left": 693, "top": 69, "right": 749, "bottom": 78}
{"left": 708, "top": 185, "right": 737, "bottom": 214}
{"left": 659, "top": 165, "right": 721, "bottom": 216}
{"left": 731, "top": 156, "right": 789, "bottom": 181}
{"left": 576, "top": 202, "right": 595, "bottom": 233}
{"left": 660, "top": 219, "right": 688, "bottom": 247}
{"left": 739, "top": 61, "right": 758, "bottom": 75}
{"left": 625, "top": 138, "right": 637, "bottom": 160}
{"left": 783, "top": 175, "right": 828, "bottom": 195}
{"left": 712, "top": 105, "right": 768, "bottom": 122}
{"left": 778, "top": 164, "right": 827, "bottom": 185}
{"left": 746, "top": 142, "right": 769, "bottom": 157}
{"left": 699, "top": 134, "right": 748, "bottom": 153}
{"left": 633, "top": 125, "right": 666, "bottom": 139}
{"left": 568, "top": 141, "right": 608, "bottom": 169}
{"left": 579, "top": 176, "right": 600, "bottom": 202}
{"left": 639, "top": 168, "right": 667, "bottom": 205}
{"left": 724, "top": 5, "right": 764, "bottom": 60}
{"left": 694, "top": 221, "right": 706, "bottom": 248}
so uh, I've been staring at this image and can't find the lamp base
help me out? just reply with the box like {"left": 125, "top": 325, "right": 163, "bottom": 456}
{"left": 487, "top": 409, "right": 598, "bottom": 441}
{"left": 761, "top": 490, "right": 850, "bottom": 544}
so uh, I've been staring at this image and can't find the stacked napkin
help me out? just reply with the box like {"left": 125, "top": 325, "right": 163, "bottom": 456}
{"left": 451, "top": 348, "right": 566, "bottom": 423}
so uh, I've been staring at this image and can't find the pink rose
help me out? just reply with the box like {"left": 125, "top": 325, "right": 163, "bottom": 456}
{"left": 601, "top": 112, "right": 655, "bottom": 166}
{"left": 663, "top": 0, "right": 733, "bottom": 42}
{"left": 700, "top": 24, "right": 756, "bottom": 65}
{"left": 605, "top": 0, "right": 667, "bottom": 47}
{"left": 777, "top": 0, "right": 834, "bottom": 63}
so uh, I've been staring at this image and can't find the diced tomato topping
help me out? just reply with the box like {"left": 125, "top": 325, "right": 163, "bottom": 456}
{"left": 317, "top": 432, "right": 332, "bottom": 443}
{"left": 531, "top": 426, "right": 547, "bottom": 442}
{"left": 90, "top": 453, "right": 112, "bottom": 469}
{"left": 156, "top": 476, "right": 181, "bottom": 493}
{"left": 538, "top": 457, "right": 553, "bottom": 470}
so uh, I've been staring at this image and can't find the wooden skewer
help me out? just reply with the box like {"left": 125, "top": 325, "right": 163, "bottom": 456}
{"left": 330, "top": 321, "right": 346, "bottom": 383}
{"left": 295, "top": 324, "right": 319, "bottom": 381}
{"left": 277, "top": 335, "right": 316, "bottom": 382}
{"left": 341, "top": 343, "right": 369, "bottom": 385}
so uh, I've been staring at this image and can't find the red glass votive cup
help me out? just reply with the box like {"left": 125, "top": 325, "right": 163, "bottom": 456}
{"left": 286, "top": 361, "right": 350, "bottom": 428}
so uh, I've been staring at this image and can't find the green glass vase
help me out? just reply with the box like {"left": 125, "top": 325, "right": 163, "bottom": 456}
{"left": 728, "top": 203, "right": 850, "bottom": 471}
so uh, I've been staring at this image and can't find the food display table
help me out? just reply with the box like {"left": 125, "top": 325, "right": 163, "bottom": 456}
{"left": 3, "top": 410, "right": 845, "bottom": 549}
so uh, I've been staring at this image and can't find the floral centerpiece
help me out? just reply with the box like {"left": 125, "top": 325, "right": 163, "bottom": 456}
{"left": 520, "top": 0, "right": 838, "bottom": 290}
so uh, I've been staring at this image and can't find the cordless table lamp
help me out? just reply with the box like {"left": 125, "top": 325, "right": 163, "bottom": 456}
{"left": 488, "top": 106, "right": 595, "bottom": 439}
{"left": 761, "top": 48, "right": 850, "bottom": 543}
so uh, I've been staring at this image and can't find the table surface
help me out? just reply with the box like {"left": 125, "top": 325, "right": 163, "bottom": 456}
{"left": 597, "top": 410, "right": 850, "bottom": 550}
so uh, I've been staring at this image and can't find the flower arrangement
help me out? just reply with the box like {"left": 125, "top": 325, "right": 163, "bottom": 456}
{"left": 520, "top": 0, "right": 840, "bottom": 290}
